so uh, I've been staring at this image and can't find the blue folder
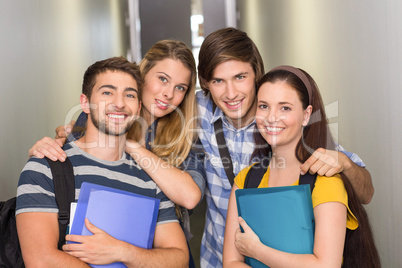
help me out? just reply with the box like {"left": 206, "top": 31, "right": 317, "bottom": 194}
{"left": 70, "top": 182, "right": 160, "bottom": 268}
{"left": 235, "top": 184, "right": 315, "bottom": 268}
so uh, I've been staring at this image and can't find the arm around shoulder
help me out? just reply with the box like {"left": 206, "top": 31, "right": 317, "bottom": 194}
{"left": 338, "top": 152, "right": 374, "bottom": 204}
{"left": 300, "top": 148, "right": 374, "bottom": 204}
{"left": 126, "top": 140, "right": 202, "bottom": 209}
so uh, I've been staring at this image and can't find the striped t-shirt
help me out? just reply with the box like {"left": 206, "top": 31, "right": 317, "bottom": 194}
{"left": 16, "top": 141, "right": 177, "bottom": 224}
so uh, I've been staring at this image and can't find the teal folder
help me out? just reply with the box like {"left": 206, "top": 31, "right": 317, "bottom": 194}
{"left": 70, "top": 182, "right": 160, "bottom": 268}
{"left": 235, "top": 185, "right": 315, "bottom": 268}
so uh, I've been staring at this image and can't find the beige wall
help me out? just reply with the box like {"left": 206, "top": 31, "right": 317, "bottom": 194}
{"left": 237, "top": 0, "right": 402, "bottom": 266}
{"left": 0, "top": 0, "right": 131, "bottom": 200}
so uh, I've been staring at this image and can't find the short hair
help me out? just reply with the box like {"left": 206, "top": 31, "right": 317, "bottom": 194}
{"left": 82, "top": 57, "right": 143, "bottom": 100}
{"left": 198, "top": 27, "right": 265, "bottom": 94}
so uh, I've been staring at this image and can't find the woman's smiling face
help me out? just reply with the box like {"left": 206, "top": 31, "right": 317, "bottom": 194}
{"left": 256, "top": 81, "right": 311, "bottom": 149}
{"left": 141, "top": 58, "right": 191, "bottom": 124}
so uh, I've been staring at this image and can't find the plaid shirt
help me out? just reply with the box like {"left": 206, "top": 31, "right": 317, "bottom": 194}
{"left": 196, "top": 91, "right": 365, "bottom": 268}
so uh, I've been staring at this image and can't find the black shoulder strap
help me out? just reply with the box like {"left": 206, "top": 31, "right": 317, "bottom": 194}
{"left": 299, "top": 172, "right": 317, "bottom": 194}
{"left": 214, "top": 118, "right": 235, "bottom": 186}
{"left": 45, "top": 157, "right": 75, "bottom": 250}
{"left": 244, "top": 163, "right": 317, "bottom": 192}
{"left": 244, "top": 163, "right": 267, "bottom": 189}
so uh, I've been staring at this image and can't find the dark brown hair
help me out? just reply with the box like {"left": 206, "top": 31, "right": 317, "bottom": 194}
{"left": 198, "top": 27, "right": 265, "bottom": 95}
{"left": 71, "top": 57, "right": 142, "bottom": 139}
{"left": 82, "top": 56, "right": 143, "bottom": 100}
{"left": 252, "top": 68, "right": 334, "bottom": 162}
{"left": 252, "top": 67, "right": 381, "bottom": 267}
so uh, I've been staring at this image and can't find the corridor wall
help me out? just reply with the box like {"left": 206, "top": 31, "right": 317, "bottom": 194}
{"left": 237, "top": 0, "right": 402, "bottom": 266}
{"left": 0, "top": 0, "right": 131, "bottom": 200}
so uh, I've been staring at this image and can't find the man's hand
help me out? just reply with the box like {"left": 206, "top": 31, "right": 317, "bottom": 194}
{"left": 301, "top": 148, "right": 374, "bottom": 204}
{"left": 300, "top": 148, "right": 351, "bottom": 177}
{"left": 63, "top": 219, "right": 127, "bottom": 265}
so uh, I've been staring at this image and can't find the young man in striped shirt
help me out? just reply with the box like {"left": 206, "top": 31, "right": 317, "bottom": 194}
{"left": 16, "top": 57, "right": 188, "bottom": 267}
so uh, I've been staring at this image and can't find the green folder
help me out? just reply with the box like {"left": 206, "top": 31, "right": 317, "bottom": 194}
{"left": 235, "top": 184, "right": 315, "bottom": 268}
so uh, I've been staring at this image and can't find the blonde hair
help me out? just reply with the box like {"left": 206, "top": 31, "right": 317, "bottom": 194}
{"left": 128, "top": 40, "right": 198, "bottom": 167}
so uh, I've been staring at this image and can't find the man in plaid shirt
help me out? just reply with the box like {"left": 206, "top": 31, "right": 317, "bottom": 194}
{"left": 196, "top": 27, "right": 374, "bottom": 268}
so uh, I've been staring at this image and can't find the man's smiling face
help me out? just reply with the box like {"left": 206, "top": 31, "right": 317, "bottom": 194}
{"left": 84, "top": 70, "right": 140, "bottom": 136}
{"left": 206, "top": 60, "right": 257, "bottom": 129}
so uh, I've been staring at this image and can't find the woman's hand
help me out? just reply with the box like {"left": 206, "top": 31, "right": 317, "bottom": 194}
{"left": 125, "top": 139, "right": 202, "bottom": 210}
{"left": 28, "top": 136, "right": 67, "bottom": 161}
{"left": 234, "top": 217, "right": 261, "bottom": 259}
{"left": 28, "top": 120, "right": 76, "bottom": 161}
{"left": 55, "top": 120, "right": 75, "bottom": 139}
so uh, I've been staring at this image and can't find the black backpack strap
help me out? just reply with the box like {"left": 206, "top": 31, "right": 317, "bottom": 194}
{"left": 244, "top": 163, "right": 268, "bottom": 189}
{"left": 298, "top": 172, "right": 317, "bottom": 193}
{"left": 45, "top": 157, "right": 75, "bottom": 250}
{"left": 214, "top": 118, "right": 235, "bottom": 185}
{"left": 243, "top": 162, "right": 316, "bottom": 192}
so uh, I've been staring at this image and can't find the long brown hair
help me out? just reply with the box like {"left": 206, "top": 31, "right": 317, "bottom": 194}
{"left": 252, "top": 67, "right": 380, "bottom": 267}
